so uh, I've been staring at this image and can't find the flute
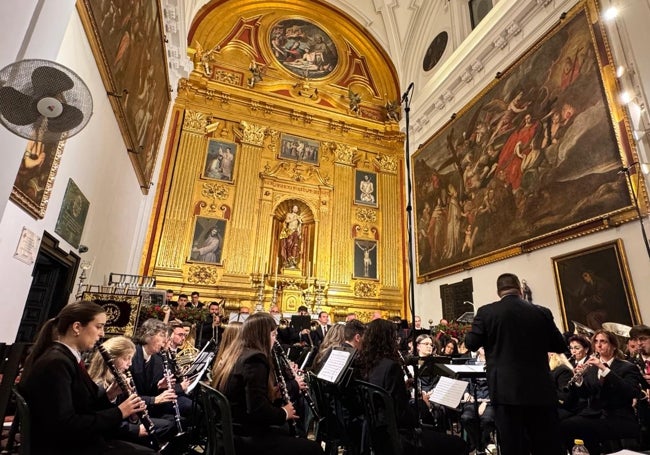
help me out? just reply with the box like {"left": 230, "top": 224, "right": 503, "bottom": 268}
{"left": 97, "top": 345, "right": 164, "bottom": 452}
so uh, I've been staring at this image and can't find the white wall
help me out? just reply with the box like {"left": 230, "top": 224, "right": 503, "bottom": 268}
{"left": 0, "top": 10, "right": 162, "bottom": 342}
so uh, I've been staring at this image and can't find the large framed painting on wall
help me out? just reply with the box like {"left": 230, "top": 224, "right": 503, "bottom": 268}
{"left": 279, "top": 133, "right": 320, "bottom": 165}
{"left": 11, "top": 139, "right": 66, "bottom": 219}
{"left": 552, "top": 239, "right": 640, "bottom": 333}
{"left": 354, "top": 170, "right": 378, "bottom": 207}
{"left": 412, "top": 0, "right": 646, "bottom": 281}
{"left": 54, "top": 179, "right": 89, "bottom": 248}
{"left": 354, "top": 239, "right": 378, "bottom": 280}
{"left": 77, "top": 0, "right": 171, "bottom": 194}
{"left": 189, "top": 216, "right": 226, "bottom": 265}
{"left": 202, "top": 139, "right": 237, "bottom": 182}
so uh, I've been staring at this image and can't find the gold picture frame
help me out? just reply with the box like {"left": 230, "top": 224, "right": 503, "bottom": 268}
{"left": 412, "top": 0, "right": 647, "bottom": 281}
{"left": 552, "top": 239, "right": 641, "bottom": 333}
{"left": 77, "top": 0, "right": 171, "bottom": 194}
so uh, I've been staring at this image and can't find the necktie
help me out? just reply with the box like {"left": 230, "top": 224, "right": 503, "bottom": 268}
{"left": 322, "top": 325, "right": 327, "bottom": 337}
{"left": 79, "top": 359, "right": 87, "bottom": 372}
{"left": 645, "top": 360, "right": 650, "bottom": 375}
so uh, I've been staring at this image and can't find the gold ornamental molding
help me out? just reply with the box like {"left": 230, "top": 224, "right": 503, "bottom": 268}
{"left": 239, "top": 120, "right": 267, "bottom": 146}
{"left": 183, "top": 110, "right": 209, "bottom": 133}
{"left": 353, "top": 281, "right": 378, "bottom": 298}
{"left": 187, "top": 265, "right": 220, "bottom": 285}
{"left": 262, "top": 162, "right": 332, "bottom": 186}
{"left": 376, "top": 154, "right": 398, "bottom": 173}
{"left": 355, "top": 207, "right": 377, "bottom": 224}
{"left": 329, "top": 142, "right": 356, "bottom": 165}
{"left": 201, "top": 182, "right": 230, "bottom": 201}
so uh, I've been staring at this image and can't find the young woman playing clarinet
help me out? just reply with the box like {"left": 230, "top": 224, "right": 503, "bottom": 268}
{"left": 211, "top": 312, "right": 323, "bottom": 455}
{"left": 19, "top": 302, "right": 154, "bottom": 454}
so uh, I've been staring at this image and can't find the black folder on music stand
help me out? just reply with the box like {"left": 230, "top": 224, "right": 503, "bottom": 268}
{"left": 434, "top": 363, "right": 486, "bottom": 379}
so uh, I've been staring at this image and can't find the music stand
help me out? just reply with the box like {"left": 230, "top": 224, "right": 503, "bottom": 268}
{"left": 456, "top": 312, "right": 475, "bottom": 324}
{"left": 290, "top": 315, "right": 311, "bottom": 331}
{"left": 316, "top": 346, "right": 356, "bottom": 386}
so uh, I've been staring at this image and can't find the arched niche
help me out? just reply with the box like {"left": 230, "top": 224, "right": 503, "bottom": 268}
{"left": 271, "top": 199, "right": 316, "bottom": 276}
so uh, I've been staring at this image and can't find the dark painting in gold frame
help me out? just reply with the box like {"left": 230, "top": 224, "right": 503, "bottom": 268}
{"left": 552, "top": 239, "right": 640, "bottom": 333}
{"left": 81, "top": 292, "right": 142, "bottom": 337}
{"left": 412, "top": 0, "right": 647, "bottom": 281}
{"left": 77, "top": 0, "right": 170, "bottom": 194}
{"left": 10, "top": 138, "right": 66, "bottom": 219}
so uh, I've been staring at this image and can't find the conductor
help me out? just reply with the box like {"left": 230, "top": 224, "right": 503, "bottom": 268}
{"left": 464, "top": 273, "right": 566, "bottom": 455}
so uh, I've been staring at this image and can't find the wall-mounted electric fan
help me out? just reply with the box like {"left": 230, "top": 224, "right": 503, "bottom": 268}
{"left": 0, "top": 59, "right": 93, "bottom": 143}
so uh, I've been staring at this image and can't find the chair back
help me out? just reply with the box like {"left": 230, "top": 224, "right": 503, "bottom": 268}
{"left": 353, "top": 380, "right": 403, "bottom": 455}
{"left": 198, "top": 382, "right": 235, "bottom": 455}
{"left": 12, "top": 386, "right": 31, "bottom": 455}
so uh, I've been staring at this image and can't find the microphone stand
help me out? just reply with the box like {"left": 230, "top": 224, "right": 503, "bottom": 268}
{"left": 620, "top": 164, "right": 650, "bottom": 260}
{"left": 401, "top": 82, "right": 423, "bottom": 428}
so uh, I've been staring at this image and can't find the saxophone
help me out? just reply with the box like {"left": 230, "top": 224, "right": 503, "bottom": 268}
{"left": 97, "top": 345, "right": 165, "bottom": 452}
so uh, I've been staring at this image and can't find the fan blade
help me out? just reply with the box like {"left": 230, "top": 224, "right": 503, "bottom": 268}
{"left": 46, "top": 103, "right": 83, "bottom": 132}
{"left": 31, "top": 66, "right": 75, "bottom": 97}
{"left": 0, "top": 86, "right": 40, "bottom": 125}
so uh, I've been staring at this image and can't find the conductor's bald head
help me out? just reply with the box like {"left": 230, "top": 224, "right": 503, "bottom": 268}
{"left": 496, "top": 273, "right": 522, "bottom": 297}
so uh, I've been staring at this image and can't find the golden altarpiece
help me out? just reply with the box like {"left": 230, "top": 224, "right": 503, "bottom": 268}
{"left": 141, "top": 0, "right": 408, "bottom": 321}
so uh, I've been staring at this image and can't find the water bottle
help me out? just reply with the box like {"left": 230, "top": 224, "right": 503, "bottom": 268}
{"left": 571, "top": 439, "right": 589, "bottom": 455}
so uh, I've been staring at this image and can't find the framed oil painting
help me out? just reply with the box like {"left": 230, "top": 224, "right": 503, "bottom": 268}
{"left": 354, "top": 239, "right": 377, "bottom": 280}
{"left": 552, "top": 239, "right": 640, "bottom": 333}
{"left": 354, "top": 170, "right": 378, "bottom": 207}
{"left": 203, "top": 139, "right": 237, "bottom": 182}
{"left": 190, "top": 216, "right": 226, "bottom": 264}
{"left": 10, "top": 139, "right": 66, "bottom": 219}
{"left": 81, "top": 292, "right": 141, "bottom": 337}
{"left": 54, "top": 179, "right": 89, "bottom": 248}
{"left": 270, "top": 19, "right": 338, "bottom": 78}
{"left": 279, "top": 133, "right": 320, "bottom": 165}
{"left": 77, "top": 0, "right": 171, "bottom": 194}
{"left": 412, "top": 0, "right": 646, "bottom": 280}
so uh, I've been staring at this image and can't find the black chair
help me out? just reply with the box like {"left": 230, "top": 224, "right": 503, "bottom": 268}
{"left": 198, "top": 382, "right": 235, "bottom": 455}
{"left": 353, "top": 380, "right": 403, "bottom": 455}
{"left": 10, "top": 386, "right": 31, "bottom": 455}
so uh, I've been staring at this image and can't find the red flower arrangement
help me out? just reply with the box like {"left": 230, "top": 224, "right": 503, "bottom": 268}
{"left": 433, "top": 321, "right": 472, "bottom": 340}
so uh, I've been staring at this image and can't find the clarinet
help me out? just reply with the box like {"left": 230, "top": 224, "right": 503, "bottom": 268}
{"left": 97, "top": 345, "right": 164, "bottom": 452}
{"left": 273, "top": 341, "right": 322, "bottom": 422}
{"left": 564, "top": 353, "right": 600, "bottom": 391}
{"left": 160, "top": 349, "right": 185, "bottom": 436}
{"left": 271, "top": 343, "right": 298, "bottom": 437}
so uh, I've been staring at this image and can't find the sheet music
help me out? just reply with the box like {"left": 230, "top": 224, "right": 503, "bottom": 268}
{"left": 429, "top": 376, "right": 468, "bottom": 409}
{"left": 443, "top": 364, "right": 485, "bottom": 374}
{"left": 317, "top": 349, "right": 351, "bottom": 383}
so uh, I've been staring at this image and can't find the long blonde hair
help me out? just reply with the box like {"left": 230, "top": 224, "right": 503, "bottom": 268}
{"left": 88, "top": 336, "right": 136, "bottom": 387}
{"left": 312, "top": 323, "right": 346, "bottom": 370}
{"left": 211, "top": 313, "right": 276, "bottom": 391}
{"left": 210, "top": 322, "right": 242, "bottom": 381}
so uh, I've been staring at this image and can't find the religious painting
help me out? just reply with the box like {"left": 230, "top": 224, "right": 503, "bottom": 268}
{"left": 279, "top": 133, "right": 320, "bottom": 165}
{"left": 270, "top": 19, "right": 338, "bottom": 78}
{"left": 81, "top": 292, "right": 141, "bottom": 337}
{"left": 202, "top": 139, "right": 237, "bottom": 182}
{"left": 77, "top": 0, "right": 171, "bottom": 194}
{"left": 354, "top": 170, "right": 378, "bottom": 207}
{"left": 189, "top": 216, "right": 226, "bottom": 265}
{"left": 552, "top": 239, "right": 640, "bottom": 333}
{"left": 10, "top": 138, "right": 66, "bottom": 219}
{"left": 412, "top": 0, "right": 645, "bottom": 280}
{"left": 54, "top": 179, "right": 89, "bottom": 248}
{"left": 354, "top": 239, "right": 378, "bottom": 280}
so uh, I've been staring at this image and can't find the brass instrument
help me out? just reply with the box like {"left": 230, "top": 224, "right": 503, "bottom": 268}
{"left": 97, "top": 345, "right": 165, "bottom": 452}
{"left": 174, "top": 346, "right": 199, "bottom": 376}
{"left": 161, "top": 349, "right": 185, "bottom": 436}
{"left": 278, "top": 318, "right": 290, "bottom": 330}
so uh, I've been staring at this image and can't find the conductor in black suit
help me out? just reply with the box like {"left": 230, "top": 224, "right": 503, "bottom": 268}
{"left": 464, "top": 273, "right": 567, "bottom": 455}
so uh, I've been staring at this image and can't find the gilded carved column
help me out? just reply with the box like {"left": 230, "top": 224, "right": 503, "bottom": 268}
{"left": 330, "top": 142, "right": 356, "bottom": 285}
{"left": 377, "top": 154, "right": 401, "bottom": 289}
{"left": 222, "top": 121, "right": 267, "bottom": 274}
{"left": 156, "top": 110, "right": 209, "bottom": 269}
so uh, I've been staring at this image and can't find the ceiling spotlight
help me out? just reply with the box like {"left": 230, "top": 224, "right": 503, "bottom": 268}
{"left": 603, "top": 6, "right": 618, "bottom": 21}
{"left": 620, "top": 91, "right": 633, "bottom": 105}
{"left": 616, "top": 66, "right": 625, "bottom": 78}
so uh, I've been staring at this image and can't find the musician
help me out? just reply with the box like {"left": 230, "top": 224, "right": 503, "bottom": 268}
{"left": 311, "top": 323, "right": 345, "bottom": 372}
{"left": 87, "top": 336, "right": 175, "bottom": 445}
{"left": 342, "top": 318, "right": 366, "bottom": 350}
{"left": 567, "top": 334, "right": 592, "bottom": 368}
{"left": 19, "top": 302, "right": 154, "bottom": 454}
{"left": 196, "top": 301, "right": 224, "bottom": 349}
{"left": 211, "top": 312, "right": 323, "bottom": 455}
{"left": 356, "top": 319, "right": 468, "bottom": 454}
{"left": 311, "top": 311, "right": 331, "bottom": 347}
{"left": 560, "top": 330, "right": 644, "bottom": 453}
{"left": 129, "top": 319, "right": 191, "bottom": 421}
{"left": 629, "top": 324, "right": 650, "bottom": 449}
{"left": 465, "top": 273, "right": 566, "bottom": 455}
{"left": 548, "top": 352, "right": 578, "bottom": 420}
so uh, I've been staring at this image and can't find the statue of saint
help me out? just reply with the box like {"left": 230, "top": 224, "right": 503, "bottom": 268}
{"left": 280, "top": 205, "right": 302, "bottom": 268}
